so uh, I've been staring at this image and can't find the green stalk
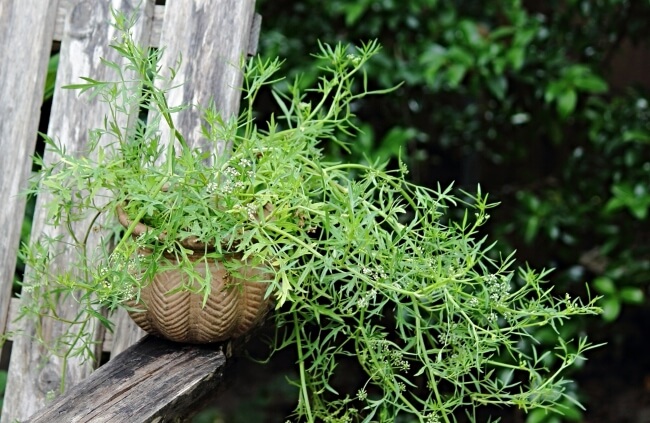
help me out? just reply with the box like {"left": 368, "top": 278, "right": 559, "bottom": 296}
{"left": 294, "top": 310, "right": 314, "bottom": 422}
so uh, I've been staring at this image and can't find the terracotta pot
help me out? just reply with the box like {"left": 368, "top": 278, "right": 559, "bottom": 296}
{"left": 117, "top": 205, "right": 272, "bottom": 343}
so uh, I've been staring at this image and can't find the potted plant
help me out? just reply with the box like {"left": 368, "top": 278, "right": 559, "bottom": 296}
{"left": 21, "top": 10, "right": 602, "bottom": 422}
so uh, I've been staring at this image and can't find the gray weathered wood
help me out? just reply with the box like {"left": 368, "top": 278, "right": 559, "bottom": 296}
{"left": 108, "top": 309, "right": 147, "bottom": 357}
{"left": 157, "top": 0, "right": 256, "bottom": 158}
{"left": 0, "top": 0, "right": 59, "bottom": 364}
{"left": 1, "top": 2, "right": 155, "bottom": 421}
{"left": 28, "top": 336, "right": 227, "bottom": 423}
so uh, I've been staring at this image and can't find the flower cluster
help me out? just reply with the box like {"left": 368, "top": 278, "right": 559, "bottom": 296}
{"left": 210, "top": 157, "right": 255, "bottom": 195}
{"left": 485, "top": 273, "right": 510, "bottom": 307}
{"left": 424, "top": 412, "right": 441, "bottom": 423}
{"left": 371, "top": 339, "right": 410, "bottom": 372}
{"left": 94, "top": 249, "right": 145, "bottom": 303}
{"left": 356, "top": 288, "right": 377, "bottom": 309}
{"left": 361, "top": 265, "right": 387, "bottom": 281}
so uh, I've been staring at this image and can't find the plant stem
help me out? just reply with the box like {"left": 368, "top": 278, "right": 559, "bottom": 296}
{"left": 294, "top": 309, "right": 314, "bottom": 422}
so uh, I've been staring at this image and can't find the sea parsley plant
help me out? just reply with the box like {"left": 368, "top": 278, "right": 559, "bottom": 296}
{"left": 19, "top": 10, "right": 601, "bottom": 422}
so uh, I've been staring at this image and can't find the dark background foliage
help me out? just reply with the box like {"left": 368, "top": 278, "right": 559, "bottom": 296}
{"left": 206, "top": 0, "right": 650, "bottom": 421}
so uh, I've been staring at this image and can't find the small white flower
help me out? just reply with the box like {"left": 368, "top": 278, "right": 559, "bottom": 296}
{"left": 357, "top": 289, "right": 376, "bottom": 309}
{"left": 206, "top": 181, "right": 218, "bottom": 193}
{"left": 346, "top": 54, "right": 361, "bottom": 65}
{"left": 224, "top": 166, "right": 240, "bottom": 177}
{"left": 222, "top": 181, "right": 234, "bottom": 194}
{"left": 425, "top": 413, "right": 441, "bottom": 423}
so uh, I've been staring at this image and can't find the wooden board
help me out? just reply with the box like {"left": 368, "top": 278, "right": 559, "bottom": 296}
{"left": 0, "top": 0, "right": 59, "bottom": 363}
{"left": 27, "top": 336, "right": 228, "bottom": 423}
{"left": 1, "top": 2, "right": 155, "bottom": 421}
{"left": 156, "top": 0, "right": 256, "bottom": 157}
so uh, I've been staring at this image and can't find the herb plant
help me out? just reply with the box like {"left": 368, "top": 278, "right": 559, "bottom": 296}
{"left": 21, "top": 11, "right": 601, "bottom": 422}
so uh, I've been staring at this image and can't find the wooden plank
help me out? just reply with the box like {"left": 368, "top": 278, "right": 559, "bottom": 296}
{"left": 1, "top": 2, "right": 155, "bottom": 421}
{"left": 108, "top": 309, "right": 146, "bottom": 357}
{"left": 54, "top": 4, "right": 261, "bottom": 55}
{"left": 249, "top": 13, "right": 263, "bottom": 56}
{"left": 28, "top": 336, "right": 228, "bottom": 423}
{"left": 0, "top": 0, "right": 59, "bottom": 362}
{"left": 156, "top": 0, "right": 257, "bottom": 156}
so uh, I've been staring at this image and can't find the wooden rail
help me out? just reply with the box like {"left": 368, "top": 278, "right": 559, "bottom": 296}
{"left": 28, "top": 336, "right": 228, "bottom": 423}
{"left": 0, "top": 0, "right": 260, "bottom": 420}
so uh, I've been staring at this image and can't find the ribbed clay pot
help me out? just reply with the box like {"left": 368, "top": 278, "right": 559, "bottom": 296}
{"left": 117, "top": 205, "right": 272, "bottom": 343}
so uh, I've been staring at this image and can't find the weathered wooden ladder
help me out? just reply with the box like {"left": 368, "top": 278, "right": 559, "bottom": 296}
{"left": 0, "top": 1, "right": 260, "bottom": 421}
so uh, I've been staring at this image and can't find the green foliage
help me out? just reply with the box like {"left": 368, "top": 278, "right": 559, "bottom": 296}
{"left": 19, "top": 9, "right": 602, "bottom": 423}
{"left": 44, "top": 53, "right": 59, "bottom": 101}
{"left": 255, "top": 1, "right": 650, "bottom": 420}
{"left": 257, "top": 0, "right": 650, "bottom": 331}
{"left": 0, "top": 369, "right": 6, "bottom": 411}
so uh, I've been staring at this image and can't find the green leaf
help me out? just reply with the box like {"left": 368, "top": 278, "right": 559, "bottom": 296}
{"left": 44, "top": 53, "right": 59, "bottom": 101}
{"left": 445, "top": 64, "right": 468, "bottom": 87}
{"left": 344, "top": 2, "right": 369, "bottom": 26}
{"left": 506, "top": 46, "right": 525, "bottom": 70}
{"left": 419, "top": 44, "right": 448, "bottom": 84}
{"left": 527, "top": 409, "right": 562, "bottom": 423}
{"left": 524, "top": 215, "right": 539, "bottom": 244}
{"left": 458, "top": 19, "right": 483, "bottom": 48}
{"left": 544, "top": 80, "right": 564, "bottom": 103}
{"left": 526, "top": 408, "right": 548, "bottom": 423}
{"left": 592, "top": 276, "right": 616, "bottom": 295}
{"left": 622, "top": 129, "right": 650, "bottom": 143}
{"left": 486, "top": 75, "right": 508, "bottom": 100}
{"left": 619, "top": 287, "right": 645, "bottom": 304}
{"left": 573, "top": 74, "right": 608, "bottom": 93}
{"left": 557, "top": 89, "right": 577, "bottom": 117}
{"left": 605, "top": 183, "right": 650, "bottom": 219}
{"left": 375, "top": 127, "right": 418, "bottom": 162}
{"left": 600, "top": 296, "right": 621, "bottom": 322}
{"left": 446, "top": 46, "right": 474, "bottom": 66}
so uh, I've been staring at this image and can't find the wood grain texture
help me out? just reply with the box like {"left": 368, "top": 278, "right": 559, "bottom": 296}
{"left": 0, "top": 0, "right": 59, "bottom": 364}
{"left": 55, "top": 5, "right": 262, "bottom": 55}
{"left": 157, "top": 0, "right": 256, "bottom": 159}
{"left": 107, "top": 308, "right": 147, "bottom": 358}
{"left": 28, "top": 336, "right": 228, "bottom": 423}
{"left": 1, "top": 2, "right": 155, "bottom": 421}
